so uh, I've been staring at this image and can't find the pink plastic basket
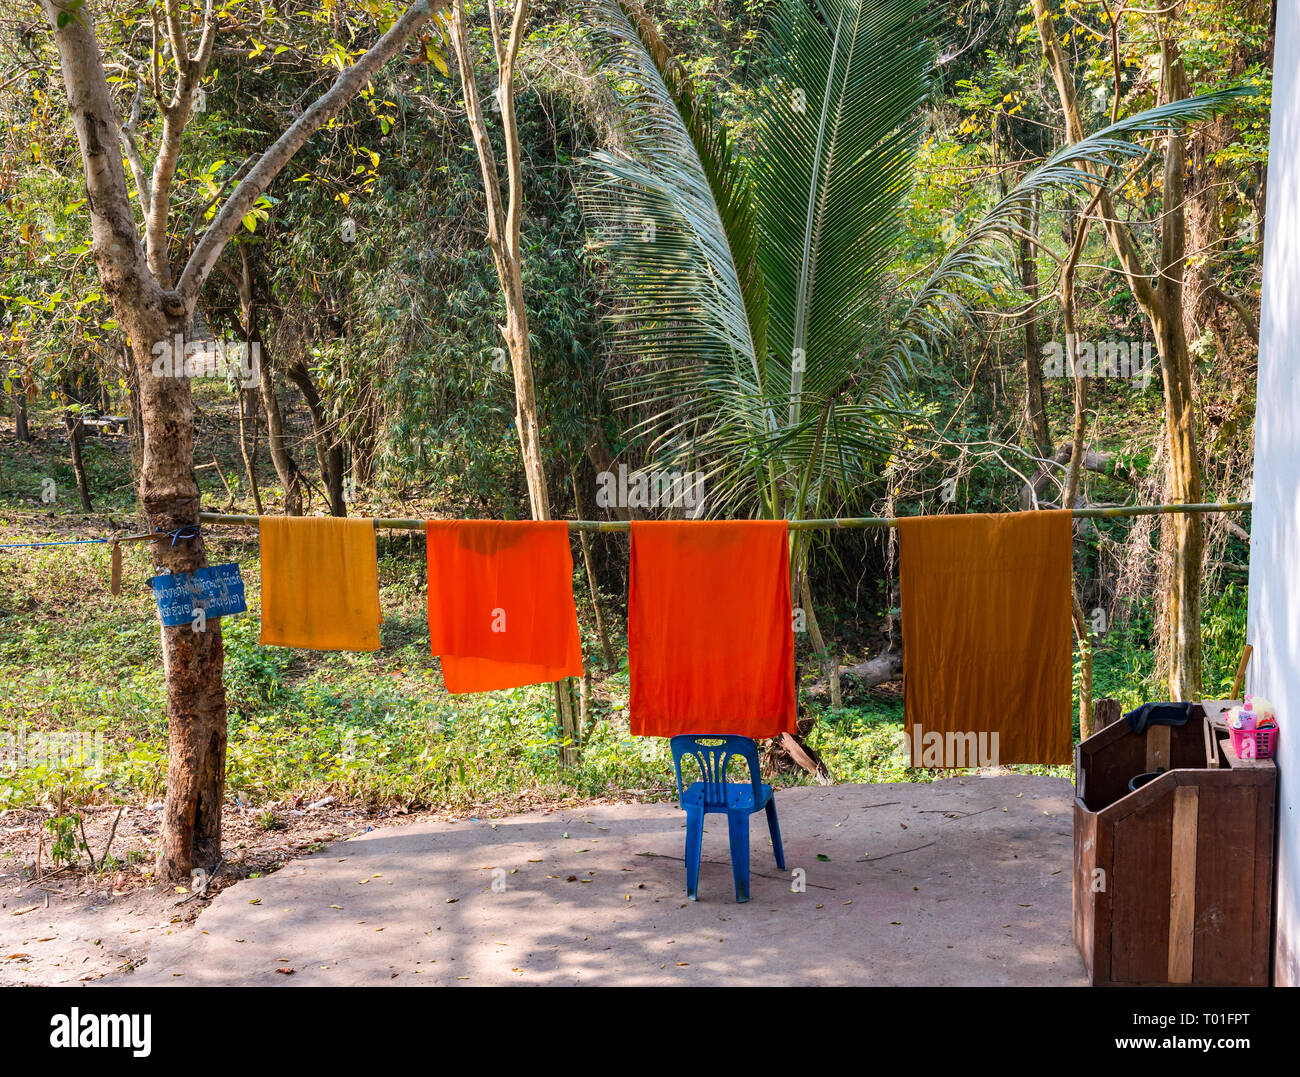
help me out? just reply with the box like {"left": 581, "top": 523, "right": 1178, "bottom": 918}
{"left": 1230, "top": 725, "right": 1277, "bottom": 760}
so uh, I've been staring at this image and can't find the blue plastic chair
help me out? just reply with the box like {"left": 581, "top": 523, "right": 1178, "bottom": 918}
{"left": 670, "top": 734, "right": 785, "bottom": 902}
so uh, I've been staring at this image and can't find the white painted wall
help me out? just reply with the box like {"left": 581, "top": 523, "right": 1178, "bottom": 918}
{"left": 1247, "top": 0, "right": 1300, "bottom": 988}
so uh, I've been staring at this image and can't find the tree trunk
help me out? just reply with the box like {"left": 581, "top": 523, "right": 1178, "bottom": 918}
{"left": 451, "top": 0, "right": 581, "bottom": 759}
{"left": 449, "top": 0, "right": 551, "bottom": 522}
{"left": 235, "top": 244, "right": 302, "bottom": 515}
{"left": 1094, "top": 697, "right": 1121, "bottom": 731}
{"left": 62, "top": 407, "right": 93, "bottom": 512}
{"left": 572, "top": 468, "right": 616, "bottom": 670}
{"left": 128, "top": 301, "right": 229, "bottom": 882}
{"left": 260, "top": 353, "right": 302, "bottom": 516}
{"left": 236, "top": 387, "right": 264, "bottom": 515}
{"left": 1153, "top": 34, "right": 1204, "bottom": 701}
{"left": 1034, "top": 0, "right": 1204, "bottom": 698}
{"left": 1059, "top": 187, "right": 1099, "bottom": 510}
{"left": 42, "top": 0, "right": 440, "bottom": 882}
{"left": 287, "top": 359, "right": 346, "bottom": 516}
{"left": 12, "top": 388, "right": 31, "bottom": 442}
{"left": 1020, "top": 193, "right": 1051, "bottom": 457}
{"left": 125, "top": 355, "right": 145, "bottom": 522}
{"left": 799, "top": 565, "right": 841, "bottom": 710}
{"left": 1054, "top": 209, "right": 1093, "bottom": 739}
{"left": 1071, "top": 583, "right": 1093, "bottom": 740}
{"left": 350, "top": 390, "right": 377, "bottom": 490}
{"left": 1156, "top": 306, "right": 1204, "bottom": 698}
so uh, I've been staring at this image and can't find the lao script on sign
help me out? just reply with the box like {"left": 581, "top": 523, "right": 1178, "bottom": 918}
{"left": 149, "top": 563, "right": 247, "bottom": 627}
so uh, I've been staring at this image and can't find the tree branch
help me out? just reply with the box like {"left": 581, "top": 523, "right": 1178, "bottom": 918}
{"left": 449, "top": 0, "right": 509, "bottom": 277}
{"left": 1032, "top": 0, "right": 1159, "bottom": 311}
{"left": 500, "top": 0, "right": 527, "bottom": 270}
{"left": 119, "top": 79, "right": 152, "bottom": 220}
{"left": 175, "top": 0, "right": 445, "bottom": 307}
{"left": 40, "top": 0, "right": 156, "bottom": 309}
{"left": 146, "top": 0, "right": 217, "bottom": 285}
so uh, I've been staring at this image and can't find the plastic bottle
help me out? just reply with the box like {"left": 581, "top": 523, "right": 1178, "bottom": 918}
{"left": 1233, "top": 695, "right": 1258, "bottom": 731}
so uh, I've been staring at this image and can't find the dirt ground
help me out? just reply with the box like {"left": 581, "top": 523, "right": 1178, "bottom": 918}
{"left": 0, "top": 775, "right": 1092, "bottom": 988}
{"left": 5, "top": 776, "right": 1089, "bottom": 987}
{"left": 0, "top": 797, "right": 485, "bottom": 985}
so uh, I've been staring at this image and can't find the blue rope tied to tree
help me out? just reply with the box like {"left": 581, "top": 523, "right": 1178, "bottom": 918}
{"left": 157, "top": 524, "right": 201, "bottom": 546}
{"left": 1, "top": 524, "right": 202, "bottom": 550}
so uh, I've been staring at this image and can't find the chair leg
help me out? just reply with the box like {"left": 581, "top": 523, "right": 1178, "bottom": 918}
{"left": 765, "top": 798, "right": 785, "bottom": 871}
{"left": 727, "top": 811, "right": 750, "bottom": 903}
{"left": 684, "top": 807, "right": 704, "bottom": 901}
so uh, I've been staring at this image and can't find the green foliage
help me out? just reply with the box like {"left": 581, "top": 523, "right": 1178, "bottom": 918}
{"left": 583, "top": 0, "right": 1255, "bottom": 545}
{"left": 1089, "top": 585, "right": 1249, "bottom": 711}
{"left": 45, "top": 813, "right": 81, "bottom": 867}
{"left": 0, "top": 528, "right": 673, "bottom": 812}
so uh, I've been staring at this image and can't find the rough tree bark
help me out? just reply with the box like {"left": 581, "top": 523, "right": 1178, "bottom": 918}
{"left": 42, "top": 0, "right": 444, "bottom": 880}
{"left": 11, "top": 388, "right": 31, "bottom": 442}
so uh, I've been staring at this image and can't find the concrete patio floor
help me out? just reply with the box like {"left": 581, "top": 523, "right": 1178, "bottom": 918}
{"left": 106, "top": 774, "right": 1088, "bottom": 986}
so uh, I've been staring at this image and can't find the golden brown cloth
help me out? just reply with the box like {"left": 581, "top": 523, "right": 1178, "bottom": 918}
{"left": 897, "top": 510, "right": 1073, "bottom": 766}
{"left": 258, "top": 516, "right": 382, "bottom": 651}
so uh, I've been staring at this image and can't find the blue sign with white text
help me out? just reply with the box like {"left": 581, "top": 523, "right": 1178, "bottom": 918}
{"left": 149, "top": 563, "right": 246, "bottom": 627}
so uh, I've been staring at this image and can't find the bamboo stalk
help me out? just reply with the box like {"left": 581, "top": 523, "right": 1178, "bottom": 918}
{"left": 1230, "top": 643, "right": 1253, "bottom": 701}
{"left": 198, "top": 501, "right": 1251, "bottom": 534}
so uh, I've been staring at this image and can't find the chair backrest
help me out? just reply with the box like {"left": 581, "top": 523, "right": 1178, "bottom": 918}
{"left": 670, "top": 734, "right": 762, "bottom": 807}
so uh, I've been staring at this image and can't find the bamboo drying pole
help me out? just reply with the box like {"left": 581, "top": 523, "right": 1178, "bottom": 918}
{"left": 198, "top": 501, "right": 1251, "bottom": 533}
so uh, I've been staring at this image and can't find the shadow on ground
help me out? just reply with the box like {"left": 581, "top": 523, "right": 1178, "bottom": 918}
{"left": 103, "top": 775, "right": 1087, "bottom": 987}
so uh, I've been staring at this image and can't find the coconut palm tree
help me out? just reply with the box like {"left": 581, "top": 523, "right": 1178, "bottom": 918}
{"left": 581, "top": 0, "right": 1251, "bottom": 694}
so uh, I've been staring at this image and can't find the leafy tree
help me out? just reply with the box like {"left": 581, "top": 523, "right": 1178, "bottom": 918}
{"left": 581, "top": 0, "right": 1249, "bottom": 711}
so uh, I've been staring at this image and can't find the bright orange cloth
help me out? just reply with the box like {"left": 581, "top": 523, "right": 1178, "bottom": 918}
{"left": 259, "top": 516, "right": 381, "bottom": 651}
{"left": 629, "top": 520, "right": 796, "bottom": 739}
{"left": 897, "top": 510, "right": 1073, "bottom": 767}
{"left": 426, "top": 521, "right": 583, "bottom": 693}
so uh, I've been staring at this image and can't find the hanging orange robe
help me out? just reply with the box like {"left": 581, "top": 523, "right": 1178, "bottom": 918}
{"left": 629, "top": 520, "right": 796, "bottom": 739}
{"left": 259, "top": 516, "right": 382, "bottom": 651}
{"left": 897, "top": 510, "right": 1073, "bottom": 766}
{"left": 426, "top": 520, "right": 584, "bottom": 693}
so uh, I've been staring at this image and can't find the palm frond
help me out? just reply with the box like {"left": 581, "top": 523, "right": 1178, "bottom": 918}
{"left": 878, "top": 85, "right": 1260, "bottom": 372}
{"left": 579, "top": 0, "right": 1257, "bottom": 530}
{"left": 580, "top": 0, "right": 767, "bottom": 375}
{"left": 753, "top": 0, "right": 937, "bottom": 427}
{"left": 579, "top": 0, "right": 781, "bottom": 515}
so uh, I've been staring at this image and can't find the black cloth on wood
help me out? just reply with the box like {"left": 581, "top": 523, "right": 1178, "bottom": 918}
{"left": 1124, "top": 701, "right": 1197, "bottom": 734}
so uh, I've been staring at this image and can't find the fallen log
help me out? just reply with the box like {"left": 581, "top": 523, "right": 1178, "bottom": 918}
{"left": 806, "top": 647, "right": 903, "bottom": 698}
